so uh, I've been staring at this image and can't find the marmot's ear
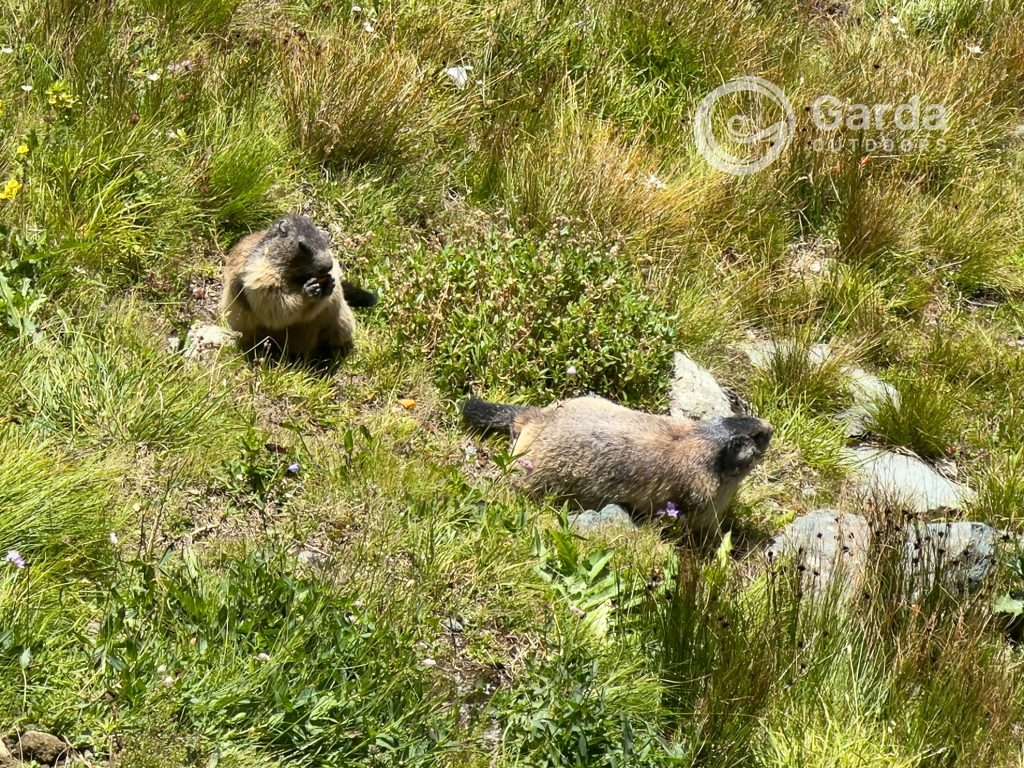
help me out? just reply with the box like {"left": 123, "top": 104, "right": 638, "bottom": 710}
{"left": 275, "top": 218, "right": 291, "bottom": 237}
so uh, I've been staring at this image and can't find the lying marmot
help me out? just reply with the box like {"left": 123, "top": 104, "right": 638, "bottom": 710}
{"left": 463, "top": 395, "right": 772, "bottom": 532}
{"left": 221, "top": 214, "right": 378, "bottom": 359}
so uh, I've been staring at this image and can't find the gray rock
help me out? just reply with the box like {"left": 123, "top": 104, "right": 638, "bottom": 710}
{"left": 570, "top": 504, "right": 636, "bottom": 534}
{"left": 904, "top": 521, "right": 999, "bottom": 594}
{"left": 8, "top": 730, "right": 67, "bottom": 764}
{"left": 838, "top": 368, "right": 900, "bottom": 437}
{"left": 765, "top": 510, "right": 871, "bottom": 598}
{"left": 668, "top": 351, "right": 733, "bottom": 420}
{"left": 765, "top": 512, "right": 1000, "bottom": 601}
{"left": 740, "top": 338, "right": 834, "bottom": 369}
{"left": 182, "top": 323, "right": 237, "bottom": 361}
{"left": 843, "top": 447, "right": 975, "bottom": 513}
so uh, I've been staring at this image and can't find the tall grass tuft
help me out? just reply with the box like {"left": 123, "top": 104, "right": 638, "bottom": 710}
{"left": 486, "top": 95, "right": 710, "bottom": 255}
{"left": 280, "top": 29, "right": 437, "bottom": 167}
{"left": 865, "top": 379, "right": 960, "bottom": 460}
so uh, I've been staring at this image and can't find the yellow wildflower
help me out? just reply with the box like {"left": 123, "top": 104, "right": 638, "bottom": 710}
{"left": 16, "top": 143, "right": 28, "bottom": 157}
{"left": 0, "top": 178, "right": 22, "bottom": 201}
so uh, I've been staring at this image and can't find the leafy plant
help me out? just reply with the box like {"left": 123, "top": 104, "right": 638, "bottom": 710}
{"left": 388, "top": 230, "right": 678, "bottom": 408}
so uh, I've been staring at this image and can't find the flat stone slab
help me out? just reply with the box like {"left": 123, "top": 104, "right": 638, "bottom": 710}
{"left": 182, "top": 323, "right": 238, "bottom": 361}
{"left": 843, "top": 447, "right": 974, "bottom": 513}
{"left": 739, "top": 338, "right": 834, "bottom": 369}
{"left": 570, "top": 504, "right": 636, "bottom": 534}
{"left": 765, "top": 510, "right": 871, "bottom": 597}
{"left": 668, "top": 351, "right": 733, "bottom": 420}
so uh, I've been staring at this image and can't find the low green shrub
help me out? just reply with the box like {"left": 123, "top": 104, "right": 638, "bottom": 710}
{"left": 387, "top": 230, "right": 679, "bottom": 409}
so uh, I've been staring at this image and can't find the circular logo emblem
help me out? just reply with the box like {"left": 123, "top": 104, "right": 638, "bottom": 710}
{"left": 694, "top": 76, "right": 795, "bottom": 176}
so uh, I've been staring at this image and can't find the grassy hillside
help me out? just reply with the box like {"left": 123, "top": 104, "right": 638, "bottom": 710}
{"left": 1, "top": 0, "right": 1024, "bottom": 765}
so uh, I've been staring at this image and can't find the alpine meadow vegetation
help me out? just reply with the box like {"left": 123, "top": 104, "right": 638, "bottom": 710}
{"left": 1, "top": 1, "right": 1024, "bottom": 766}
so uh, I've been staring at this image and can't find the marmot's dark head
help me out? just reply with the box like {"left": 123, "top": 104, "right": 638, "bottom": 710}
{"left": 262, "top": 214, "right": 336, "bottom": 297}
{"left": 702, "top": 416, "right": 773, "bottom": 480}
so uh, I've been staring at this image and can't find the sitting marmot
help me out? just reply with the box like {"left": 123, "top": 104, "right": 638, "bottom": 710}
{"left": 221, "top": 214, "right": 378, "bottom": 359}
{"left": 463, "top": 395, "right": 772, "bottom": 532}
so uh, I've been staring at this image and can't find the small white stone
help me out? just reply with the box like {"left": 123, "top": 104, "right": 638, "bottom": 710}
{"left": 966, "top": 43, "right": 983, "bottom": 55}
{"left": 182, "top": 324, "right": 238, "bottom": 361}
{"left": 443, "top": 65, "right": 472, "bottom": 90}
{"left": 146, "top": 71, "right": 161, "bottom": 82}
{"left": 566, "top": 365, "right": 577, "bottom": 377}
{"left": 162, "top": 675, "right": 175, "bottom": 687}
{"left": 421, "top": 657, "right": 437, "bottom": 668}
{"left": 643, "top": 173, "right": 667, "bottom": 191}
{"left": 1, "top": 46, "right": 13, "bottom": 55}
{"left": 257, "top": 652, "right": 271, "bottom": 662}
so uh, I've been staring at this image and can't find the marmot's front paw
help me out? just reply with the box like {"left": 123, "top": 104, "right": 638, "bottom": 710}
{"left": 302, "top": 277, "right": 324, "bottom": 298}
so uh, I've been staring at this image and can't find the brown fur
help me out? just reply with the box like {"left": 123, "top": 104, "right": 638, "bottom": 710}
{"left": 220, "top": 216, "right": 356, "bottom": 358}
{"left": 466, "top": 395, "right": 772, "bottom": 532}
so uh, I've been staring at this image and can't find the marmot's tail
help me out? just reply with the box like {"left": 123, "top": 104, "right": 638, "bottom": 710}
{"left": 342, "top": 282, "right": 379, "bottom": 309}
{"left": 462, "top": 398, "right": 525, "bottom": 435}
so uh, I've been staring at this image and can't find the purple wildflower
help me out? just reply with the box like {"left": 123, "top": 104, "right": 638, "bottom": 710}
{"left": 287, "top": 462, "right": 301, "bottom": 476}
{"left": 656, "top": 501, "right": 680, "bottom": 520}
{"left": 518, "top": 458, "right": 534, "bottom": 474}
{"left": 5, "top": 549, "right": 26, "bottom": 569}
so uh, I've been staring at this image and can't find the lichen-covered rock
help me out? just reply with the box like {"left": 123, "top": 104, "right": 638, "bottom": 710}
{"left": 765, "top": 510, "right": 871, "bottom": 597}
{"left": 904, "top": 520, "right": 998, "bottom": 594}
{"left": 843, "top": 447, "right": 974, "bottom": 513}
{"left": 765, "top": 512, "right": 1000, "bottom": 601}
{"left": 668, "top": 351, "right": 733, "bottom": 420}
{"left": 569, "top": 504, "right": 636, "bottom": 534}
{"left": 182, "top": 323, "right": 238, "bottom": 361}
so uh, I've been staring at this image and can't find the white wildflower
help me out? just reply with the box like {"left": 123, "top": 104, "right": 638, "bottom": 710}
{"left": 966, "top": 43, "right": 984, "bottom": 55}
{"left": 19, "top": 84, "right": 32, "bottom": 93}
{"left": 146, "top": 71, "right": 161, "bottom": 82}
{"left": 1, "top": 47, "right": 13, "bottom": 55}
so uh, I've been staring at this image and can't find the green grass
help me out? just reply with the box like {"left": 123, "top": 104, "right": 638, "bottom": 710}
{"left": 1, "top": 0, "right": 1024, "bottom": 765}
